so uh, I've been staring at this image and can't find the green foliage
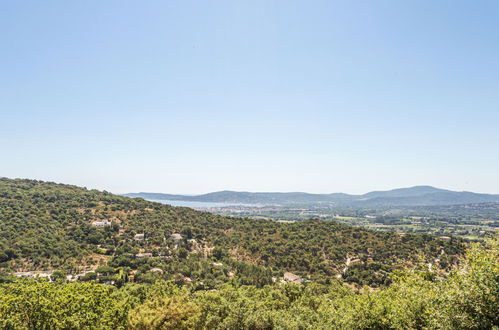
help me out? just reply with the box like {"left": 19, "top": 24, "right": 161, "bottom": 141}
{"left": 96, "top": 265, "right": 115, "bottom": 275}
{"left": 1, "top": 178, "right": 495, "bottom": 329}
{"left": 0, "top": 241, "right": 497, "bottom": 329}
{"left": 79, "top": 272, "right": 97, "bottom": 282}
{"left": 0, "top": 178, "right": 465, "bottom": 287}
{"left": 0, "top": 280, "right": 130, "bottom": 329}
{"left": 128, "top": 296, "right": 200, "bottom": 329}
{"left": 50, "top": 270, "right": 67, "bottom": 282}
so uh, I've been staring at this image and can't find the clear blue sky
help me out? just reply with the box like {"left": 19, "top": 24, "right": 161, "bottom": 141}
{"left": 1, "top": 1, "right": 498, "bottom": 194}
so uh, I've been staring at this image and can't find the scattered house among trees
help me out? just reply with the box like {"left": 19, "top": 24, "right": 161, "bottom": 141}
{"left": 212, "top": 262, "right": 223, "bottom": 268}
{"left": 283, "top": 272, "right": 303, "bottom": 284}
{"left": 134, "top": 253, "right": 153, "bottom": 258}
{"left": 14, "top": 271, "right": 53, "bottom": 280}
{"left": 149, "top": 268, "right": 164, "bottom": 274}
{"left": 134, "top": 233, "right": 145, "bottom": 240}
{"left": 91, "top": 220, "right": 112, "bottom": 227}
{"left": 170, "top": 233, "right": 182, "bottom": 241}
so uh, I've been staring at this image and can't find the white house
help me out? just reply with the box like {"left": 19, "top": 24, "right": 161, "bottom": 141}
{"left": 91, "top": 220, "right": 112, "bottom": 227}
{"left": 134, "top": 233, "right": 145, "bottom": 240}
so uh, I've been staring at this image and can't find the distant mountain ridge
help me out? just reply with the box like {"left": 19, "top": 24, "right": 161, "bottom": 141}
{"left": 124, "top": 186, "right": 499, "bottom": 207}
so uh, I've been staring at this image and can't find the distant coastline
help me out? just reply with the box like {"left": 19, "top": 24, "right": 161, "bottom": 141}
{"left": 148, "top": 199, "right": 237, "bottom": 208}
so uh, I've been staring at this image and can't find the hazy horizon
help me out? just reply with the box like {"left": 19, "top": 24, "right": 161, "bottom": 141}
{"left": 2, "top": 1, "right": 498, "bottom": 195}
{"left": 4, "top": 176, "right": 499, "bottom": 196}
{"left": 124, "top": 185, "right": 499, "bottom": 196}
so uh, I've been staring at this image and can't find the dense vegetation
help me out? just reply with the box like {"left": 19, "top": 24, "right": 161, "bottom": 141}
{"left": 0, "top": 241, "right": 497, "bottom": 329}
{"left": 0, "top": 178, "right": 497, "bottom": 329}
{"left": 0, "top": 178, "right": 465, "bottom": 287}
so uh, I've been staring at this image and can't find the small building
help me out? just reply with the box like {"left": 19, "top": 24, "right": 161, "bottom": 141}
{"left": 14, "top": 271, "right": 53, "bottom": 281}
{"left": 134, "top": 233, "right": 145, "bottom": 240}
{"left": 283, "top": 272, "right": 303, "bottom": 284}
{"left": 170, "top": 233, "right": 182, "bottom": 241}
{"left": 92, "top": 220, "right": 112, "bottom": 227}
{"left": 14, "top": 272, "right": 34, "bottom": 278}
{"left": 150, "top": 268, "right": 164, "bottom": 274}
{"left": 135, "top": 253, "right": 153, "bottom": 258}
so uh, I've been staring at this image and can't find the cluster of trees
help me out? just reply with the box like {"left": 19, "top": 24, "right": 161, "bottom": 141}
{"left": 100, "top": 254, "right": 273, "bottom": 289}
{"left": 0, "top": 178, "right": 465, "bottom": 287}
{"left": 0, "top": 241, "right": 497, "bottom": 329}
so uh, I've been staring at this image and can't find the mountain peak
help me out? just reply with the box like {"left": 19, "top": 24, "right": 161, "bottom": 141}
{"left": 362, "top": 186, "right": 447, "bottom": 199}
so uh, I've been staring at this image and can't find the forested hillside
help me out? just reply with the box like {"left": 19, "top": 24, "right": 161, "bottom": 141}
{"left": 1, "top": 241, "right": 497, "bottom": 329}
{"left": 0, "top": 178, "right": 465, "bottom": 287}
{"left": 0, "top": 178, "right": 497, "bottom": 329}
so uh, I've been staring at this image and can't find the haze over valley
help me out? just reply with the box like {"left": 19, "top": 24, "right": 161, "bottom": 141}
{"left": 125, "top": 185, "right": 499, "bottom": 241}
{"left": 125, "top": 185, "right": 499, "bottom": 207}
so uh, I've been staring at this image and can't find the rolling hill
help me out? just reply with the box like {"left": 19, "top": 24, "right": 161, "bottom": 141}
{"left": 2, "top": 178, "right": 498, "bottom": 329}
{"left": 125, "top": 185, "right": 499, "bottom": 207}
{"left": 0, "top": 177, "right": 464, "bottom": 287}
